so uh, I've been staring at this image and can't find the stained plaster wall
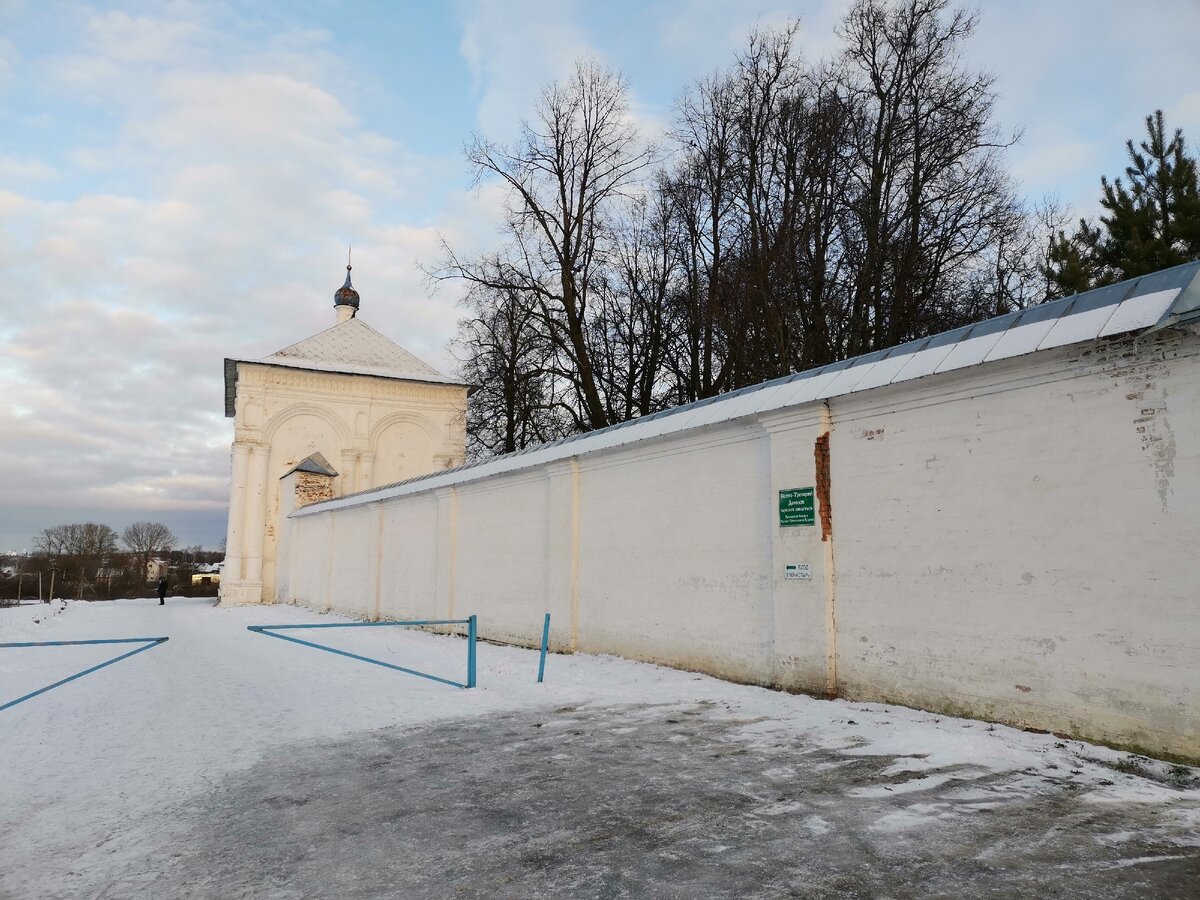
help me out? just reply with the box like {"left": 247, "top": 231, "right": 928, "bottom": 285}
{"left": 278, "top": 327, "right": 1200, "bottom": 759}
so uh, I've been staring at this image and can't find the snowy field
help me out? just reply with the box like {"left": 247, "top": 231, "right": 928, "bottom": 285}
{"left": 1, "top": 598, "right": 1198, "bottom": 898}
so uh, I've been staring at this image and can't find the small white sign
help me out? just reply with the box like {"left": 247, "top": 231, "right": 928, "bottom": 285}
{"left": 785, "top": 563, "right": 812, "bottom": 581}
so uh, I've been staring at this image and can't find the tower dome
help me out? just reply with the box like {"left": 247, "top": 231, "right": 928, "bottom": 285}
{"left": 334, "top": 264, "right": 360, "bottom": 322}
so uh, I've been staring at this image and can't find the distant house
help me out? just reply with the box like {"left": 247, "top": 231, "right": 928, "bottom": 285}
{"left": 192, "top": 561, "right": 222, "bottom": 587}
{"left": 146, "top": 559, "right": 170, "bottom": 582}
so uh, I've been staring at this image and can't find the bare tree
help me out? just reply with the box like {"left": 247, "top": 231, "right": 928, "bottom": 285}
{"left": 35, "top": 523, "right": 121, "bottom": 599}
{"left": 444, "top": 1, "right": 1039, "bottom": 459}
{"left": 438, "top": 59, "right": 656, "bottom": 431}
{"left": 122, "top": 521, "right": 177, "bottom": 580}
{"left": 838, "top": 0, "right": 1022, "bottom": 353}
{"left": 665, "top": 24, "right": 854, "bottom": 386}
{"left": 667, "top": 68, "right": 742, "bottom": 400}
{"left": 969, "top": 196, "right": 1069, "bottom": 315}
{"left": 590, "top": 187, "right": 676, "bottom": 420}
{"left": 453, "top": 280, "right": 568, "bottom": 457}
{"left": 33, "top": 525, "right": 71, "bottom": 559}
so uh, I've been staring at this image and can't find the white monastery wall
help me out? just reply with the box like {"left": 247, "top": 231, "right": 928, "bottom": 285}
{"left": 278, "top": 328, "right": 1200, "bottom": 759}
{"left": 325, "top": 505, "right": 377, "bottom": 621}
{"left": 830, "top": 335, "right": 1200, "bottom": 751}
{"left": 574, "top": 434, "right": 776, "bottom": 684}
{"left": 454, "top": 474, "right": 554, "bottom": 645}
{"left": 377, "top": 495, "right": 441, "bottom": 622}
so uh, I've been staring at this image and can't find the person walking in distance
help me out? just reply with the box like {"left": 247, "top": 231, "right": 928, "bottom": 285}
{"left": 157, "top": 576, "right": 168, "bottom": 606}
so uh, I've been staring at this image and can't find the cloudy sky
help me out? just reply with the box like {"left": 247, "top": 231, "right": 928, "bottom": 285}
{"left": 1, "top": 0, "right": 1198, "bottom": 552}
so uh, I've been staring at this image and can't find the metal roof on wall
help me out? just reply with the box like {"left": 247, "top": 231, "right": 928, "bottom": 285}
{"left": 295, "top": 260, "right": 1200, "bottom": 517}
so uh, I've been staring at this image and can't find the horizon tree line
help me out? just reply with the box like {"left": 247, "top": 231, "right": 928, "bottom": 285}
{"left": 7, "top": 521, "right": 222, "bottom": 601}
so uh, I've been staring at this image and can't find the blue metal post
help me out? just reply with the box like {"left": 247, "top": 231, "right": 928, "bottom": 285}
{"left": 466, "top": 615, "right": 477, "bottom": 688}
{"left": 537, "top": 612, "right": 551, "bottom": 683}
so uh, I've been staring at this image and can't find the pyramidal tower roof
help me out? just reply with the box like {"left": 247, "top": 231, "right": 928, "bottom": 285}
{"left": 261, "top": 317, "right": 453, "bottom": 383}
{"left": 224, "top": 266, "right": 467, "bottom": 417}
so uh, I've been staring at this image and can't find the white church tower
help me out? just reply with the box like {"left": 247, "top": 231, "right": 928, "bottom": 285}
{"left": 219, "top": 264, "right": 468, "bottom": 605}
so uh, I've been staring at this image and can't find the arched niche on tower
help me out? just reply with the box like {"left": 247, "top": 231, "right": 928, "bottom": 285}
{"left": 264, "top": 405, "right": 349, "bottom": 499}
{"left": 371, "top": 413, "right": 439, "bottom": 487}
{"left": 266, "top": 403, "right": 347, "bottom": 459}
{"left": 261, "top": 406, "right": 348, "bottom": 596}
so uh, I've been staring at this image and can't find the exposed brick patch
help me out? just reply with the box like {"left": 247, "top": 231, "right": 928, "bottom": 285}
{"left": 295, "top": 471, "right": 335, "bottom": 508}
{"left": 814, "top": 432, "right": 832, "bottom": 542}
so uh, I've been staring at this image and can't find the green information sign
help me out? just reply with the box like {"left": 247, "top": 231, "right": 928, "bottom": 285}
{"left": 779, "top": 487, "right": 815, "bottom": 527}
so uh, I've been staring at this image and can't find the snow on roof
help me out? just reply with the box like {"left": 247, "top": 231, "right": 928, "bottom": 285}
{"left": 263, "top": 318, "right": 449, "bottom": 381}
{"left": 225, "top": 317, "right": 468, "bottom": 417}
{"left": 296, "top": 261, "right": 1200, "bottom": 518}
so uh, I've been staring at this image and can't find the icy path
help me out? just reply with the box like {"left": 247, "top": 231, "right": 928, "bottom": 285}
{"left": 1, "top": 599, "right": 1198, "bottom": 898}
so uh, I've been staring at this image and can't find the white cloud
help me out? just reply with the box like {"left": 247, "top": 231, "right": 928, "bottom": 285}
{"left": 0, "top": 35, "right": 17, "bottom": 86}
{"left": 83, "top": 8, "right": 207, "bottom": 66}
{"left": 1010, "top": 140, "right": 1098, "bottom": 196}
{"left": 457, "top": 0, "right": 596, "bottom": 138}
{"left": 657, "top": 0, "right": 851, "bottom": 69}
{"left": 0, "top": 156, "right": 59, "bottom": 180}
{"left": 1168, "top": 89, "right": 1200, "bottom": 149}
{"left": 0, "top": 5, "right": 486, "bottom": 548}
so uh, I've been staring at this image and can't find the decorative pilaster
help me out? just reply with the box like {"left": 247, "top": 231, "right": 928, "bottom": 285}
{"left": 234, "top": 443, "right": 272, "bottom": 603}
{"left": 433, "top": 487, "right": 458, "bottom": 621}
{"left": 221, "top": 441, "right": 271, "bottom": 605}
{"left": 358, "top": 452, "right": 375, "bottom": 491}
{"left": 544, "top": 459, "right": 581, "bottom": 652}
{"left": 341, "top": 449, "right": 359, "bottom": 493}
{"left": 222, "top": 441, "right": 251, "bottom": 584}
{"left": 759, "top": 406, "right": 830, "bottom": 694}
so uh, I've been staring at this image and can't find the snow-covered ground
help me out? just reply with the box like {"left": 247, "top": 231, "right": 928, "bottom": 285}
{"left": 1, "top": 598, "right": 1197, "bottom": 898}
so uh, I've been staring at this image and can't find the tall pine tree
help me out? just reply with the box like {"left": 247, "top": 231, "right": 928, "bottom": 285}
{"left": 1048, "top": 110, "right": 1200, "bottom": 294}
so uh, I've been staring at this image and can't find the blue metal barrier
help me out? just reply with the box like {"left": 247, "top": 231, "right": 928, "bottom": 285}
{"left": 467, "top": 616, "right": 477, "bottom": 689}
{"left": 537, "top": 613, "right": 551, "bottom": 684}
{"left": 0, "top": 636, "right": 169, "bottom": 713}
{"left": 248, "top": 616, "right": 478, "bottom": 689}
